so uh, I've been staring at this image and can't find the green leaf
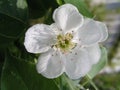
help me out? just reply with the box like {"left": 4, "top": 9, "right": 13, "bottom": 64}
{"left": 0, "top": 0, "right": 28, "bottom": 47}
{"left": 0, "top": 63, "right": 3, "bottom": 90}
{"left": 0, "top": 13, "right": 26, "bottom": 38}
{"left": 0, "top": 35, "right": 14, "bottom": 48}
{"left": 56, "top": 0, "right": 63, "bottom": 5}
{"left": 87, "top": 46, "right": 108, "bottom": 79}
{"left": 1, "top": 52, "right": 59, "bottom": 90}
{"left": 64, "top": 0, "right": 93, "bottom": 18}
{"left": 27, "top": 0, "right": 57, "bottom": 19}
{"left": 0, "top": 0, "right": 28, "bottom": 22}
{"left": 0, "top": 13, "right": 26, "bottom": 47}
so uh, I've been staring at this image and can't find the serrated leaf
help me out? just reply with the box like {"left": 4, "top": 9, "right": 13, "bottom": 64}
{"left": 64, "top": 0, "right": 93, "bottom": 18}
{"left": 1, "top": 52, "right": 59, "bottom": 90}
{"left": 87, "top": 46, "right": 107, "bottom": 79}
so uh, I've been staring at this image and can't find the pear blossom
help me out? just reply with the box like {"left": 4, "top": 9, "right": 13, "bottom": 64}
{"left": 24, "top": 4, "right": 108, "bottom": 79}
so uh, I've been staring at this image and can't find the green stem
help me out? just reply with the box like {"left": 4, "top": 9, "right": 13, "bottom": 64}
{"left": 90, "top": 80, "right": 99, "bottom": 90}
{"left": 86, "top": 75, "right": 99, "bottom": 90}
{"left": 54, "top": 78, "right": 61, "bottom": 89}
{"left": 54, "top": 74, "right": 87, "bottom": 90}
{"left": 62, "top": 74, "right": 75, "bottom": 90}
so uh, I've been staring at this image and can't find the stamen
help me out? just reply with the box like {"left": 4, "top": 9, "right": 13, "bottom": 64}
{"left": 53, "top": 33, "right": 76, "bottom": 53}
{"left": 75, "top": 52, "right": 77, "bottom": 55}
{"left": 51, "top": 45, "right": 54, "bottom": 48}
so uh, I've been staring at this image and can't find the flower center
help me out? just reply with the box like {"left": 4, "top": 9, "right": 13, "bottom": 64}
{"left": 52, "top": 33, "right": 76, "bottom": 53}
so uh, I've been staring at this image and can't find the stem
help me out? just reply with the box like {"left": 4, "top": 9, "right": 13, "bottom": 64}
{"left": 89, "top": 80, "right": 99, "bottom": 90}
{"left": 62, "top": 74, "right": 75, "bottom": 90}
{"left": 62, "top": 74, "right": 86, "bottom": 90}
{"left": 86, "top": 75, "right": 99, "bottom": 90}
{"left": 54, "top": 78, "right": 61, "bottom": 90}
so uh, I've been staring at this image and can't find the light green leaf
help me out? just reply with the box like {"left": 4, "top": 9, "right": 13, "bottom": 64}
{"left": 64, "top": 0, "right": 93, "bottom": 18}
{"left": 16, "top": 0, "right": 27, "bottom": 9}
{"left": 1, "top": 52, "right": 59, "bottom": 90}
{"left": 56, "top": 0, "right": 63, "bottom": 5}
{"left": 87, "top": 46, "right": 108, "bottom": 79}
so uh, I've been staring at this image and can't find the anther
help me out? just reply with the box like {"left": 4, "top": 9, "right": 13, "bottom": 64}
{"left": 75, "top": 52, "right": 77, "bottom": 55}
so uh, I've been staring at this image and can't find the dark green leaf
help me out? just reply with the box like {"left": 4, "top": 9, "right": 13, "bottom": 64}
{"left": 0, "top": 0, "right": 28, "bottom": 47}
{"left": 0, "top": 35, "right": 14, "bottom": 48}
{"left": 0, "top": 13, "right": 26, "bottom": 48}
{"left": 87, "top": 46, "right": 108, "bottom": 79}
{"left": 0, "top": 0, "right": 28, "bottom": 22}
{"left": 1, "top": 52, "right": 59, "bottom": 90}
{"left": 27, "top": 0, "right": 58, "bottom": 19}
{"left": 0, "top": 62, "right": 3, "bottom": 90}
{"left": 0, "top": 13, "right": 26, "bottom": 38}
{"left": 64, "top": 0, "right": 93, "bottom": 18}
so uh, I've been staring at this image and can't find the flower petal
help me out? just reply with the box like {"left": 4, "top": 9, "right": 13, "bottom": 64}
{"left": 50, "top": 23, "right": 61, "bottom": 35}
{"left": 85, "top": 44, "right": 101, "bottom": 64}
{"left": 96, "top": 21, "right": 108, "bottom": 42}
{"left": 64, "top": 46, "right": 92, "bottom": 79}
{"left": 24, "top": 24, "right": 56, "bottom": 53}
{"left": 36, "top": 49, "right": 65, "bottom": 78}
{"left": 53, "top": 4, "right": 83, "bottom": 32}
{"left": 78, "top": 18, "right": 102, "bottom": 46}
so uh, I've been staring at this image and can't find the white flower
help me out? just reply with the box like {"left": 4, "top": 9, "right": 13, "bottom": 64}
{"left": 24, "top": 4, "right": 108, "bottom": 79}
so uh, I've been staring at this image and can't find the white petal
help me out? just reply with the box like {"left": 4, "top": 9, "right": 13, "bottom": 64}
{"left": 96, "top": 21, "right": 108, "bottom": 42}
{"left": 36, "top": 49, "right": 65, "bottom": 78}
{"left": 53, "top": 4, "right": 83, "bottom": 32}
{"left": 64, "top": 46, "right": 92, "bottom": 79}
{"left": 78, "top": 18, "right": 102, "bottom": 46}
{"left": 85, "top": 44, "right": 101, "bottom": 64}
{"left": 71, "top": 30, "right": 80, "bottom": 43}
{"left": 24, "top": 24, "right": 56, "bottom": 53}
{"left": 50, "top": 23, "right": 61, "bottom": 35}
